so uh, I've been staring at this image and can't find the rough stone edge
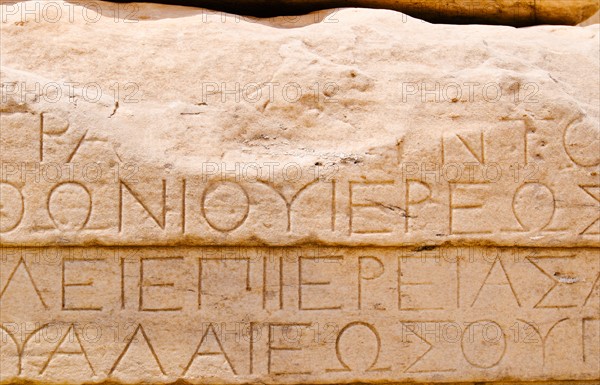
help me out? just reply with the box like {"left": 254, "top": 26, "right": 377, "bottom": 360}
{"left": 3, "top": 380, "right": 600, "bottom": 385}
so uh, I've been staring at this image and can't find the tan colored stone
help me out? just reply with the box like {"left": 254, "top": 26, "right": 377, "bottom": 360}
{"left": 1, "top": 1, "right": 599, "bottom": 384}
{"left": 580, "top": 10, "right": 600, "bottom": 25}
{"left": 116, "top": 0, "right": 600, "bottom": 26}
{"left": 0, "top": 246, "right": 599, "bottom": 383}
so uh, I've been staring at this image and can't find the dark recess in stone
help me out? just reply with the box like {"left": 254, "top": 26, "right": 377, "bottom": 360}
{"left": 108, "top": 0, "right": 548, "bottom": 26}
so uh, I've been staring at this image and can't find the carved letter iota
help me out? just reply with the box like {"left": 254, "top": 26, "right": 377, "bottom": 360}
{"left": 0, "top": 247, "right": 599, "bottom": 383}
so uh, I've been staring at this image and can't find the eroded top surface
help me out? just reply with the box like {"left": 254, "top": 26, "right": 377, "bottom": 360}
{"left": 0, "top": 1, "right": 599, "bottom": 246}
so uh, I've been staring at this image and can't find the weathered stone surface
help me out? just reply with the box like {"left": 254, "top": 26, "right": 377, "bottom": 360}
{"left": 1, "top": 1, "right": 599, "bottom": 384}
{"left": 111, "top": 0, "right": 600, "bottom": 26}
{"left": 0, "top": 246, "right": 599, "bottom": 383}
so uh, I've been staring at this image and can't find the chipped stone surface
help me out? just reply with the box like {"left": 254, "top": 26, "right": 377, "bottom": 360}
{"left": 1, "top": 1, "right": 599, "bottom": 384}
